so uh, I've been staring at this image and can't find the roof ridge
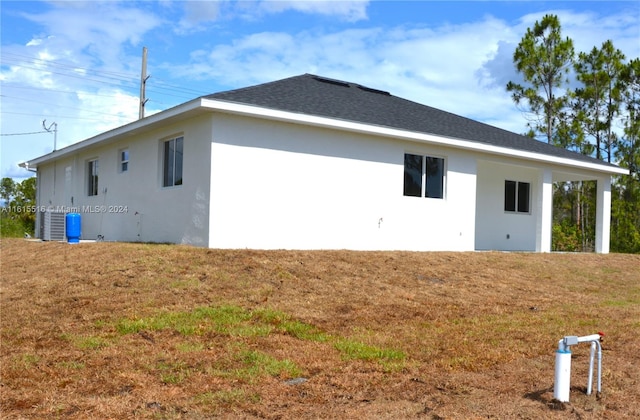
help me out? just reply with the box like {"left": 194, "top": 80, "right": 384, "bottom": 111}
{"left": 204, "top": 74, "right": 309, "bottom": 98}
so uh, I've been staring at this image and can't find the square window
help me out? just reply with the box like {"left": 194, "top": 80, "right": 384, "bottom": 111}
{"left": 403, "top": 153, "right": 445, "bottom": 199}
{"left": 504, "top": 180, "right": 530, "bottom": 214}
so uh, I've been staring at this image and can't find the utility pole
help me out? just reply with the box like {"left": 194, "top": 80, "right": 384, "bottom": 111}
{"left": 42, "top": 119, "right": 58, "bottom": 150}
{"left": 139, "top": 46, "right": 150, "bottom": 119}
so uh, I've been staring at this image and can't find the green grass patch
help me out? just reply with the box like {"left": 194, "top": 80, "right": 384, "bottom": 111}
{"left": 13, "top": 353, "right": 40, "bottom": 369}
{"left": 236, "top": 349, "right": 301, "bottom": 379}
{"left": 112, "top": 304, "right": 406, "bottom": 368}
{"left": 252, "top": 308, "right": 329, "bottom": 341}
{"left": 115, "top": 305, "right": 253, "bottom": 336}
{"left": 74, "top": 336, "right": 110, "bottom": 350}
{"left": 334, "top": 338, "right": 406, "bottom": 362}
{"left": 175, "top": 341, "right": 205, "bottom": 353}
{"left": 207, "top": 343, "right": 302, "bottom": 383}
{"left": 157, "top": 360, "right": 191, "bottom": 385}
{"left": 115, "top": 305, "right": 322, "bottom": 340}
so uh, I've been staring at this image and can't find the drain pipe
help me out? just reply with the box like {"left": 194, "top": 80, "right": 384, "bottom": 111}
{"left": 553, "top": 333, "right": 603, "bottom": 403}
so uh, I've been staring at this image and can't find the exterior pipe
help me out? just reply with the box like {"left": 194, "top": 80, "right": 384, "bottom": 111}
{"left": 587, "top": 341, "right": 596, "bottom": 395}
{"left": 553, "top": 333, "right": 603, "bottom": 403}
{"left": 553, "top": 347, "right": 572, "bottom": 402}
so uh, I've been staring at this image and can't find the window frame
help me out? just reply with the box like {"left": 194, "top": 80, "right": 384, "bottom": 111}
{"left": 119, "top": 148, "right": 129, "bottom": 173}
{"left": 87, "top": 158, "right": 99, "bottom": 196}
{"left": 504, "top": 180, "right": 531, "bottom": 214}
{"left": 403, "top": 152, "right": 445, "bottom": 199}
{"left": 162, "top": 136, "right": 184, "bottom": 188}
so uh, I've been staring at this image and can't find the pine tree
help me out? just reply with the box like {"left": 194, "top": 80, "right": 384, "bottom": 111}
{"left": 506, "top": 14, "right": 574, "bottom": 144}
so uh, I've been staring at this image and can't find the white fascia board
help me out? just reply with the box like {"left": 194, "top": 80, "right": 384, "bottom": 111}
{"left": 21, "top": 98, "right": 204, "bottom": 169}
{"left": 202, "top": 99, "right": 629, "bottom": 177}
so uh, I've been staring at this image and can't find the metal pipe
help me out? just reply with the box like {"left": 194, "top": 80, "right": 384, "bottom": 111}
{"left": 577, "top": 334, "right": 602, "bottom": 343}
{"left": 596, "top": 339, "right": 602, "bottom": 394}
{"left": 587, "top": 341, "right": 596, "bottom": 395}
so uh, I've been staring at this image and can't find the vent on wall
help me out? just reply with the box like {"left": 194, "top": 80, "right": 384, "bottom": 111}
{"left": 42, "top": 210, "right": 66, "bottom": 241}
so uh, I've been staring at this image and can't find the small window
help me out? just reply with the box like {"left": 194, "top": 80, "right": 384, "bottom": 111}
{"left": 120, "top": 149, "right": 129, "bottom": 172}
{"left": 403, "top": 153, "right": 445, "bottom": 199}
{"left": 163, "top": 136, "right": 183, "bottom": 187}
{"left": 87, "top": 159, "right": 99, "bottom": 196}
{"left": 505, "top": 180, "right": 530, "bottom": 213}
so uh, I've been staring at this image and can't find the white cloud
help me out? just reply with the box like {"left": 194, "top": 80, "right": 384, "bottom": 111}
{"left": 168, "top": 7, "right": 639, "bottom": 137}
{"left": 259, "top": 0, "right": 369, "bottom": 22}
{"left": 169, "top": 16, "right": 519, "bottom": 124}
{"left": 177, "top": 0, "right": 223, "bottom": 34}
{"left": 175, "top": 0, "right": 369, "bottom": 32}
{"left": 20, "top": 2, "right": 163, "bottom": 73}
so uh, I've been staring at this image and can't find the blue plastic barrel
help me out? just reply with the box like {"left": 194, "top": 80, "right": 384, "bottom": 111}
{"left": 66, "top": 213, "right": 81, "bottom": 244}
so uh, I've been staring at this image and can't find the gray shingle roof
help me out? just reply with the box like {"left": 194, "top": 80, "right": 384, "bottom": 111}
{"left": 205, "top": 73, "right": 615, "bottom": 167}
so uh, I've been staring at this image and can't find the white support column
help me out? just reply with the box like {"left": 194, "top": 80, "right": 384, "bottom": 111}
{"left": 595, "top": 176, "right": 611, "bottom": 254}
{"left": 536, "top": 168, "right": 553, "bottom": 252}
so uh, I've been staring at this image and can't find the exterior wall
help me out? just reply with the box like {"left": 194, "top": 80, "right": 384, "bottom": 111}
{"left": 475, "top": 159, "right": 542, "bottom": 251}
{"left": 35, "top": 115, "right": 213, "bottom": 245}
{"left": 208, "top": 114, "right": 477, "bottom": 251}
{"left": 32, "top": 107, "right": 616, "bottom": 253}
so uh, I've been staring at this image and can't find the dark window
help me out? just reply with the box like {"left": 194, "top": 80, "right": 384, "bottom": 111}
{"left": 425, "top": 156, "right": 444, "bottom": 199}
{"left": 163, "top": 136, "right": 183, "bottom": 187}
{"left": 403, "top": 154, "right": 423, "bottom": 197}
{"left": 504, "top": 180, "right": 516, "bottom": 212}
{"left": 517, "top": 182, "right": 530, "bottom": 213}
{"left": 87, "top": 159, "right": 99, "bottom": 196}
{"left": 403, "top": 153, "right": 445, "bottom": 199}
{"left": 505, "top": 180, "right": 530, "bottom": 213}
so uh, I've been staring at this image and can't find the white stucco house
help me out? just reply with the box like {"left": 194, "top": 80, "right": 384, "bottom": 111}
{"left": 21, "top": 74, "right": 628, "bottom": 252}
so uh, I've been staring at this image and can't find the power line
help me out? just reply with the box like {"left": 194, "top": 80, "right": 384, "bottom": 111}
{"left": 0, "top": 130, "right": 50, "bottom": 136}
{"left": 1, "top": 52, "right": 138, "bottom": 81}
{"left": 2, "top": 94, "right": 137, "bottom": 118}
{"left": 0, "top": 111, "right": 131, "bottom": 122}
{"left": 2, "top": 52, "right": 211, "bottom": 98}
{"left": 1, "top": 84, "right": 135, "bottom": 99}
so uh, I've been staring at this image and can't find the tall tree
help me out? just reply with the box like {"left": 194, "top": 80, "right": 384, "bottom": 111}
{"left": 618, "top": 58, "right": 640, "bottom": 182}
{"left": 507, "top": 14, "right": 574, "bottom": 144}
{"left": 0, "top": 177, "right": 37, "bottom": 237}
{"left": 0, "top": 177, "right": 16, "bottom": 204}
{"left": 611, "top": 58, "right": 640, "bottom": 253}
{"left": 573, "top": 40, "right": 626, "bottom": 162}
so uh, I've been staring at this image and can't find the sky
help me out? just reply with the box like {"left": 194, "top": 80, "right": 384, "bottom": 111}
{"left": 1, "top": 0, "right": 639, "bottom": 181}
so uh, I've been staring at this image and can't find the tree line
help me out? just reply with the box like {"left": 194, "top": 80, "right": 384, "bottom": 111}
{"left": 0, "top": 177, "right": 36, "bottom": 237}
{"left": 506, "top": 14, "right": 639, "bottom": 253}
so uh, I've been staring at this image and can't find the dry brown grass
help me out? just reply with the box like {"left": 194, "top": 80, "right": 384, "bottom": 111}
{"left": 1, "top": 238, "right": 639, "bottom": 419}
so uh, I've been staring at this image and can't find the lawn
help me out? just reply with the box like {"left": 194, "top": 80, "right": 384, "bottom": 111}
{"left": 1, "top": 238, "right": 639, "bottom": 419}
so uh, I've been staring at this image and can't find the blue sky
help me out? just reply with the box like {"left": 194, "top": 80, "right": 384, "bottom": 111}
{"left": 1, "top": 1, "right": 639, "bottom": 180}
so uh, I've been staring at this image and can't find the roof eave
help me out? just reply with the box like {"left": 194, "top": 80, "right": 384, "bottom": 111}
{"left": 20, "top": 95, "right": 629, "bottom": 178}
{"left": 21, "top": 98, "right": 205, "bottom": 169}
{"left": 201, "top": 98, "right": 630, "bottom": 177}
